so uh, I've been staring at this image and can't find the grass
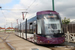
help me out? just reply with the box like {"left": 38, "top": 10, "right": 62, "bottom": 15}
{"left": 0, "top": 30, "right": 15, "bottom": 32}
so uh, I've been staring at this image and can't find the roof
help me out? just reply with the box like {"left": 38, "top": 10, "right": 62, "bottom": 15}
{"left": 70, "top": 22, "right": 75, "bottom": 24}
{"left": 7, "top": 27, "right": 14, "bottom": 29}
{"left": 0, "top": 28, "right": 5, "bottom": 30}
{"left": 37, "top": 10, "right": 58, "bottom": 15}
{"left": 1, "top": 28, "right": 5, "bottom": 29}
{"left": 27, "top": 16, "right": 37, "bottom": 23}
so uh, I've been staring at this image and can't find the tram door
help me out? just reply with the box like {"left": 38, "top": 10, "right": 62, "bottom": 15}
{"left": 33, "top": 21, "right": 37, "bottom": 42}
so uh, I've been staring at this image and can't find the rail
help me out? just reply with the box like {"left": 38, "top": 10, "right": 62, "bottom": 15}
{"left": 0, "top": 32, "right": 15, "bottom": 50}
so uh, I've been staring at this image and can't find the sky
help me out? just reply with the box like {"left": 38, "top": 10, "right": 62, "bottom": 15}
{"left": 0, "top": 0, "right": 75, "bottom": 28}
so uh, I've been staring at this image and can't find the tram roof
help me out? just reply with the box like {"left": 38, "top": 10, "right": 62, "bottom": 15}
{"left": 37, "top": 10, "right": 58, "bottom": 15}
{"left": 27, "top": 16, "right": 37, "bottom": 23}
{"left": 22, "top": 16, "right": 37, "bottom": 24}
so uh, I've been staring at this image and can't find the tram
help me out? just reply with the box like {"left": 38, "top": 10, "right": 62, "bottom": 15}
{"left": 15, "top": 10, "right": 65, "bottom": 44}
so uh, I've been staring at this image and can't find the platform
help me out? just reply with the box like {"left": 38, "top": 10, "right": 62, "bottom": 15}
{"left": 7, "top": 32, "right": 51, "bottom": 50}
{"left": 0, "top": 32, "right": 75, "bottom": 50}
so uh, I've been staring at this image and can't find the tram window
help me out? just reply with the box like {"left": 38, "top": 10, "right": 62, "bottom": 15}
{"left": 33, "top": 21, "right": 36, "bottom": 34}
{"left": 27, "top": 24, "right": 30, "bottom": 33}
{"left": 29, "top": 23, "right": 33, "bottom": 34}
{"left": 37, "top": 19, "right": 41, "bottom": 34}
{"left": 50, "top": 24, "right": 57, "bottom": 29}
{"left": 21, "top": 24, "right": 23, "bottom": 32}
{"left": 18, "top": 25, "right": 20, "bottom": 32}
{"left": 44, "top": 19, "right": 61, "bottom": 34}
{"left": 23, "top": 24, "right": 25, "bottom": 33}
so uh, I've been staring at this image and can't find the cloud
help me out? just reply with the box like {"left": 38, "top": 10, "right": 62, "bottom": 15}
{"left": 55, "top": 0, "right": 75, "bottom": 19}
{"left": 6, "top": 0, "right": 75, "bottom": 22}
{"left": 0, "top": 0, "right": 75, "bottom": 28}
{"left": 0, "top": 0, "right": 12, "bottom": 4}
{"left": 0, "top": 17, "right": 6, "bottom": 27}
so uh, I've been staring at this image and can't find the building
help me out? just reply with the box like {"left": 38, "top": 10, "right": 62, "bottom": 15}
{"left": 6, "top": 27, "right": 14, "bottom": 30}
{"left": 70, "top": 19, "right": 75, "bottom": 24}
{"left": 70, "top": 21, "right": 75, "bottom": 24}
{"left": 0, "top": 27, "right": 5, "bottom": 31}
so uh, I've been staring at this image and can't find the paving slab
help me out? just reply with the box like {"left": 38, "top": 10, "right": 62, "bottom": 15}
{"left": 0, "top": 43, "right": 11, "bottom": 50}
{"left": 0, "top": 33, "right": 11, "bottom": 50}
{"left": 7, "top": 33, "right": 51, "bottom": 50}
{"left": 63, "top": 42, "right": 75, "bottom": 46}
{"left": 1, "top": 32, "right": 75, "bottom": 50}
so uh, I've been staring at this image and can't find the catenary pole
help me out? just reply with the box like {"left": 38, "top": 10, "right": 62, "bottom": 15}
{"left": 52, "top": 0, "right": 55, "bottom": 11}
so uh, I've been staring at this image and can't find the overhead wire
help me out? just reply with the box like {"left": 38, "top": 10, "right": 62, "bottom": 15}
{"left": 0, "top": 0, "right": 36, "bottom": 18}
{"left": 0, "top": 0, "right": 36, "bottom": 11}
{"left": 22, "top": 0, "right": 36, "bottom": 20}
{"left": 0, "top": 0, "right": 36, "bottom": 27}
{"left": 0, "top": 8, "right": 6, "bottom": 18}
{"left": 0, "top": 8, "right": 22, "bottom": 25}
{"left": 26, "top": 0, "right": 36, "bottom": 11}
{"left": 0, "top": 8, "right": 8, "bottom": 28}
{"left": 2, "top": 9, "right": 26, "bottom": 10}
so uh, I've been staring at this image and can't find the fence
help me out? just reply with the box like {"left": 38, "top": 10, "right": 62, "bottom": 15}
{"left": 63, "top": 24, "right": 75, "bottom": 33}
{"left": 63, "top": 24, "right": 75, "bottom": 42}
{"left": 65, "top": 32, "right": 75, "bottom": 42}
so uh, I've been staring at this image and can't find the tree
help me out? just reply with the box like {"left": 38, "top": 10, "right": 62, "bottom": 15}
{"left": 62, "top": 17, "right": 70, "bottom": 33}
{"left": 62, "top": 17, "right": 70, "bottom": 24}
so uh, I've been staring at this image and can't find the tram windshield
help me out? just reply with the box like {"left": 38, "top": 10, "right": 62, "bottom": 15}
{"left": 44, "top": 14, "right": 62, "bottom": 34}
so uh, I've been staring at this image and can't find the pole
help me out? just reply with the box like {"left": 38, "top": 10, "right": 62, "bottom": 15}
{"left": 25, "top": 12, "right": 28, "bottom": 19}
{"left": 20, "top": 22, "right": 21, "bottom": 37}
{"left": 11, "top": 22, "right": 13, "bottom": 32}
{"left": 11, "top": 22, "right": 12, "bottom": 28}
{"left": 22, "top": 12, "right": 24, "bottom": 20}
{"left": 4, "top": 25, "right": 6, "bottom": 33}
{"left": 52, "top": 0, "right": 55, "bottom": 11}
{"left": 22, "top": 12, "right": 28, "bottom": 20}
{"left": 25, "top": 19, "right": 27, "bottom": 40}
{"left": 22, "top": 12, "right": 28, "bottom": 40}
{"left": 16, "top": 19, "right": 18, "bottom": 24}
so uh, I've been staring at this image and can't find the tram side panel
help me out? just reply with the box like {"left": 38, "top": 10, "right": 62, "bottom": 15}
{"left": 26, "top": 21, "right": 37, "bottom": 42}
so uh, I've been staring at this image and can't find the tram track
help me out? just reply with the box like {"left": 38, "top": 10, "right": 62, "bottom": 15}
{"left": 33, "top": 43, "right": 75, "bottom": 50}
{"left": 0, "top": 32, "right": 15, "bottom": 50}
{"left": 49, "top": 46, "right": 75, "bottom": 50}
{"left": 46, "top": 45, "right": 75, "bottom": 50}
{"left": 24, "top": 38, "right": 75, "bottom": 50}
{"left": 6, "top": 32, "right": 75, "bottom": 50}
{"left": 16, "top": 33, "right": 75, "bottom": 50}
